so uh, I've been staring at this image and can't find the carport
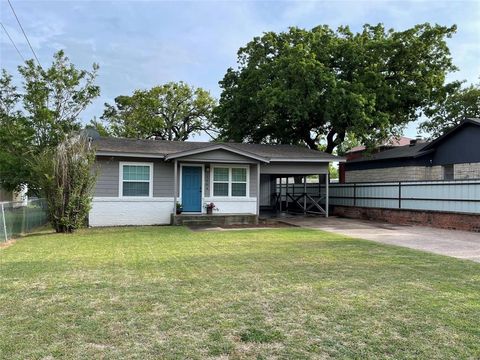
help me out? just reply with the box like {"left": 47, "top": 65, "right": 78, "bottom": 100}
{"left": 259, "top": 171, "right": 330, "bottom": 217}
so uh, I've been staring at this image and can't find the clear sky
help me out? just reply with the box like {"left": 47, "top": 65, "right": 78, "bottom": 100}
{"left": 1, "top": 0, "right": 479, "bottom": 140}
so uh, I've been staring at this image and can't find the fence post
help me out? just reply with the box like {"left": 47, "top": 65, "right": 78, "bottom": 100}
{"left": 1, "top": 203, "right": 7, "bottom": 242}
{"left": 398, "top": 181, "right": 402, "bottom": 209}
{"left": 21, "top": 203, "right": 27, "bottom": 234}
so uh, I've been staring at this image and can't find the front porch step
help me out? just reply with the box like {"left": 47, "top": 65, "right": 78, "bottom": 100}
{"left": 172, "top": 214, "right": 258, "bottom": 226}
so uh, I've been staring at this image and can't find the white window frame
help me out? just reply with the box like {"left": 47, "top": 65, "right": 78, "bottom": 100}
{"left": 211, "top": 165, "right": 249, "bottom": 198}
{"left": 119, "top": 162, "right": 154, "bottom": 198}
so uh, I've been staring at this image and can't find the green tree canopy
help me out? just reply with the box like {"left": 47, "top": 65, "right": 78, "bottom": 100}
{"left": 0, "top": 50, "right": 100, "bottom": 193}
{"left": 420, "top": 81, "right": 480, "bottom": 138}
{"left": 100, "top": 82, "right": 216, "bottom": 140}
{"left": 214, "top": 23, "right": 458, "bottom": 153}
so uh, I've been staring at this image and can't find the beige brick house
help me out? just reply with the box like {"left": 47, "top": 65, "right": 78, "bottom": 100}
{"left": 344, "top": 118, "right": 480, "bottom": 183}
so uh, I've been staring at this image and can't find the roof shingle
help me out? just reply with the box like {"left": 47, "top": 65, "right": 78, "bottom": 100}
{"left": 93, "top": 137, "right": 341, "bottom": 161}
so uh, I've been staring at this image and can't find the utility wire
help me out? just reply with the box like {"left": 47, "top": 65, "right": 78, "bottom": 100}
{"left": 7, "top": 0, "right": 41, "bottom": 67}
{"left": 1, "top": 22, "right": 25, "bottom": 61}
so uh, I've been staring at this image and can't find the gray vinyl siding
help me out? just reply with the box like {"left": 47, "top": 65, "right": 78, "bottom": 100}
{"left": 94, "top": 158, "right": 119, "bottom": 197}
{"left": 259, "top": 174, "right": 272, "bottom": 206}
{"left": 94, "top": 156, "right": 326, "bottom": 199}
{"left": 94, "top": 157, "right": 174, "bottom": 198}
{"left": 249, "top": 164, "right": 258, "bottom": 197}
{"left": 260, "top": 162, "right": 328, "bottom": 175}
{"left": 178, "top": 149, "right": 258, "bottom": 163}
{"left": 204, "top": 166, "right": 210, "bottom": 197}
{"left": 153, "top": 162, "right": 175, "bottom": 197}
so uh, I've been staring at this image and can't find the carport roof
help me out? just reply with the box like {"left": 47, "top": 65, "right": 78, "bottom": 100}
{"left": 93, "top": 137, "right": 344, "bottom": 162}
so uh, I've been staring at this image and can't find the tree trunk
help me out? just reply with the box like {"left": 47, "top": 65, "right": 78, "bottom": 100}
{"left": 304, "top": 135, "right": 317, "bottom": 150}
{"left": 325, "top": 129, "right": 346, "bottom": 154}
{"left": 325, "top": 130, "right": 337, "bottom": 154}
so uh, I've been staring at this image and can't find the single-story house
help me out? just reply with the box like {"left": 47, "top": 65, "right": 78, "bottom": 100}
{"left": 344, "top": 118, "right": 480, "bottom": 183}
{"left": 89, "top": 136, "right": 342, "bottom": 226}
{"left": 0, "top": 185, "right": 27, "bottom": 203}
{"left": 338, "top": 136, "right": 412, "bottom": 183}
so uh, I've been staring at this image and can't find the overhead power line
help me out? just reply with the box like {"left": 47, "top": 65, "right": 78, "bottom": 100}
{"left": 1, "top": 22, "right": 25, "bottom": 61}
{"left": 7, "top": 0, "right": 41, "bottom": 67}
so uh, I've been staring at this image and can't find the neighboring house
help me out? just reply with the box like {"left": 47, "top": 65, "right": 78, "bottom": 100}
{"left": 89, "top": 137, "right": 342, "bottom": 226}
{"left": 339, "top": 136, "right": 412, "bottom": 183}
{"left": 0, "top": 186, "right": 27, "bottom": 203}
{"left": 344, "top": 118, "right": 480, "bottom": 183}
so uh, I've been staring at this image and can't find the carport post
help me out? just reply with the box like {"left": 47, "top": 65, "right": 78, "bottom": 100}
{"left": 256, "top": 162, "right": 260, "bottom": 217}
{"left": 325, "top": 172, "right": 329, "bottom": 218}
{"left": 173, "top": 159, "right": 178, "bottom": 214}
{"left": 285, "top": 176, "right": 289, "bottom": 211}
{"left": 278, "top": 177, "right": 282, "bottom": 212}
{"left": 303, "top": 175, "right": 307, "bottom": 214}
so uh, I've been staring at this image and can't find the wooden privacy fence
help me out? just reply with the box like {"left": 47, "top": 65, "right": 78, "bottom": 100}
{"left": 329, "top": 180, "right": 480, "bottom": 214}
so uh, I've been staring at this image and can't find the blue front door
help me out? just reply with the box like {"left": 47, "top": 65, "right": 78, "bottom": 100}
{"left": 182, "top": 166, "right": 202, "bottom": 212}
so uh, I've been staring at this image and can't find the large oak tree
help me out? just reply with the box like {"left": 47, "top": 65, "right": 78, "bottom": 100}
{"left": 100, "top": 82, "right": 216, "bottom": 140}
{"left": 214, "top": 23, "right": 458, "bottom": 153}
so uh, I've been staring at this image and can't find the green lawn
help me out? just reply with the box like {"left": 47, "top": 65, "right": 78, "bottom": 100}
{"left": 1, "top": 227, "right": 479, "bottom": 359}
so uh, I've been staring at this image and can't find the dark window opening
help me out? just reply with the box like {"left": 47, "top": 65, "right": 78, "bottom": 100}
{"left": 443, "top": 164, "right": 454, "bottom": 180}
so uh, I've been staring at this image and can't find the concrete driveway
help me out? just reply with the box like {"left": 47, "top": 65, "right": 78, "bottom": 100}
{"left": 278, "top": 215, "right": 480, "bottom": 262}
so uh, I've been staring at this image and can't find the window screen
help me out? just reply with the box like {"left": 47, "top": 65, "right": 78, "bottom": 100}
{"left": 212, "top": 166, "right": 247, "bottom": 197}
{"left": 122, "top": 164, "right": 151, "bottom": 196}
{"left": 213, "top": 167, "right": 229, "bottom": 196}
{"left": 231, "top": 168, "right": 247, "bottom": 196}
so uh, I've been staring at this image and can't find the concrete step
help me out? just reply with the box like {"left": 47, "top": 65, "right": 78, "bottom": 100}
{"left": 181, "top": 219, "right": 215, "bottom": 226}
{"left": 173, "top": 214, "right": 258, "bottom": 226}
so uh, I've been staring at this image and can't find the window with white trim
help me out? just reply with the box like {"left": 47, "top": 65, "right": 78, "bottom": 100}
{"left": 212, "top": 166, "right": 248, "bottom": 197}
{"left": 120, "top": 163, "right": 152, "bottom": 197}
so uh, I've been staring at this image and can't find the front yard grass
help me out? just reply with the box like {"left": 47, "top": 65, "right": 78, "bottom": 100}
{"left": 1, "top": 226, "right": 479, "bottom": 359}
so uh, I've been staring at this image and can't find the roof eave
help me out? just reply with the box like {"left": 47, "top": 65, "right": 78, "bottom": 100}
{"left": 96, "top": 151, "right": 165, "bottom": 159}
{"left": 412, "top": 149, "right": 435, "bottom": 158}
{"left": 269, "top": 157, "right": 345, "bottom": 163}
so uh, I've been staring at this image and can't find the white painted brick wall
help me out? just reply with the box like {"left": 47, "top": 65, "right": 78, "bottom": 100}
{"left": 89, "top": 197, "right": 174, "bottom": 226}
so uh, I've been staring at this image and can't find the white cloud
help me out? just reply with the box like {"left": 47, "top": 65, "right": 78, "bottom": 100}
{"left": 1, "top": 0, "right": 478, "bottom": 131}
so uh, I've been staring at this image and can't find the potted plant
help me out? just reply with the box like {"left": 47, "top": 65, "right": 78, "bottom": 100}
{"left": 204, "top": 202, "right": 218, "bottom": 215}
{"left": 176, "top": 201, "right": 183, "bottom": 215}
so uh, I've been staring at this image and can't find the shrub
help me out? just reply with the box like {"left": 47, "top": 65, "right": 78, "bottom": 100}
{"left": 32, "top": 134, "right": 96, "bottom": 233}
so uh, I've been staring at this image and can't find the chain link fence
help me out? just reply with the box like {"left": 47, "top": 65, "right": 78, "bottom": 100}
{"left": 0, "top": 199, "right": 49, "bottom": 242}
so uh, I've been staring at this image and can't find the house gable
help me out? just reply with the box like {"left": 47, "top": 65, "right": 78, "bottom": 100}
{"left": 171, "top": 148, "right": 261, "bottom": 163}
{"left": 164, "top": 143, "right": 271, "bottom": 163}
{"left": 432, "top": 123, "right": 480, "bottom": 166}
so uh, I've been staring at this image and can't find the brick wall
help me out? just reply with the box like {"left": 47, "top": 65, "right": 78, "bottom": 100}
{"left": 333, "top": 205, "right": 480, "bottom": 232}
{"left": 454, "top": 163, "right": 480, "bottom": 179}
{"left": 345, "top": 163, "right": 480, "bottom": 183}
{"left": 345, "top": 166, "right": 444, "bottom": 183}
